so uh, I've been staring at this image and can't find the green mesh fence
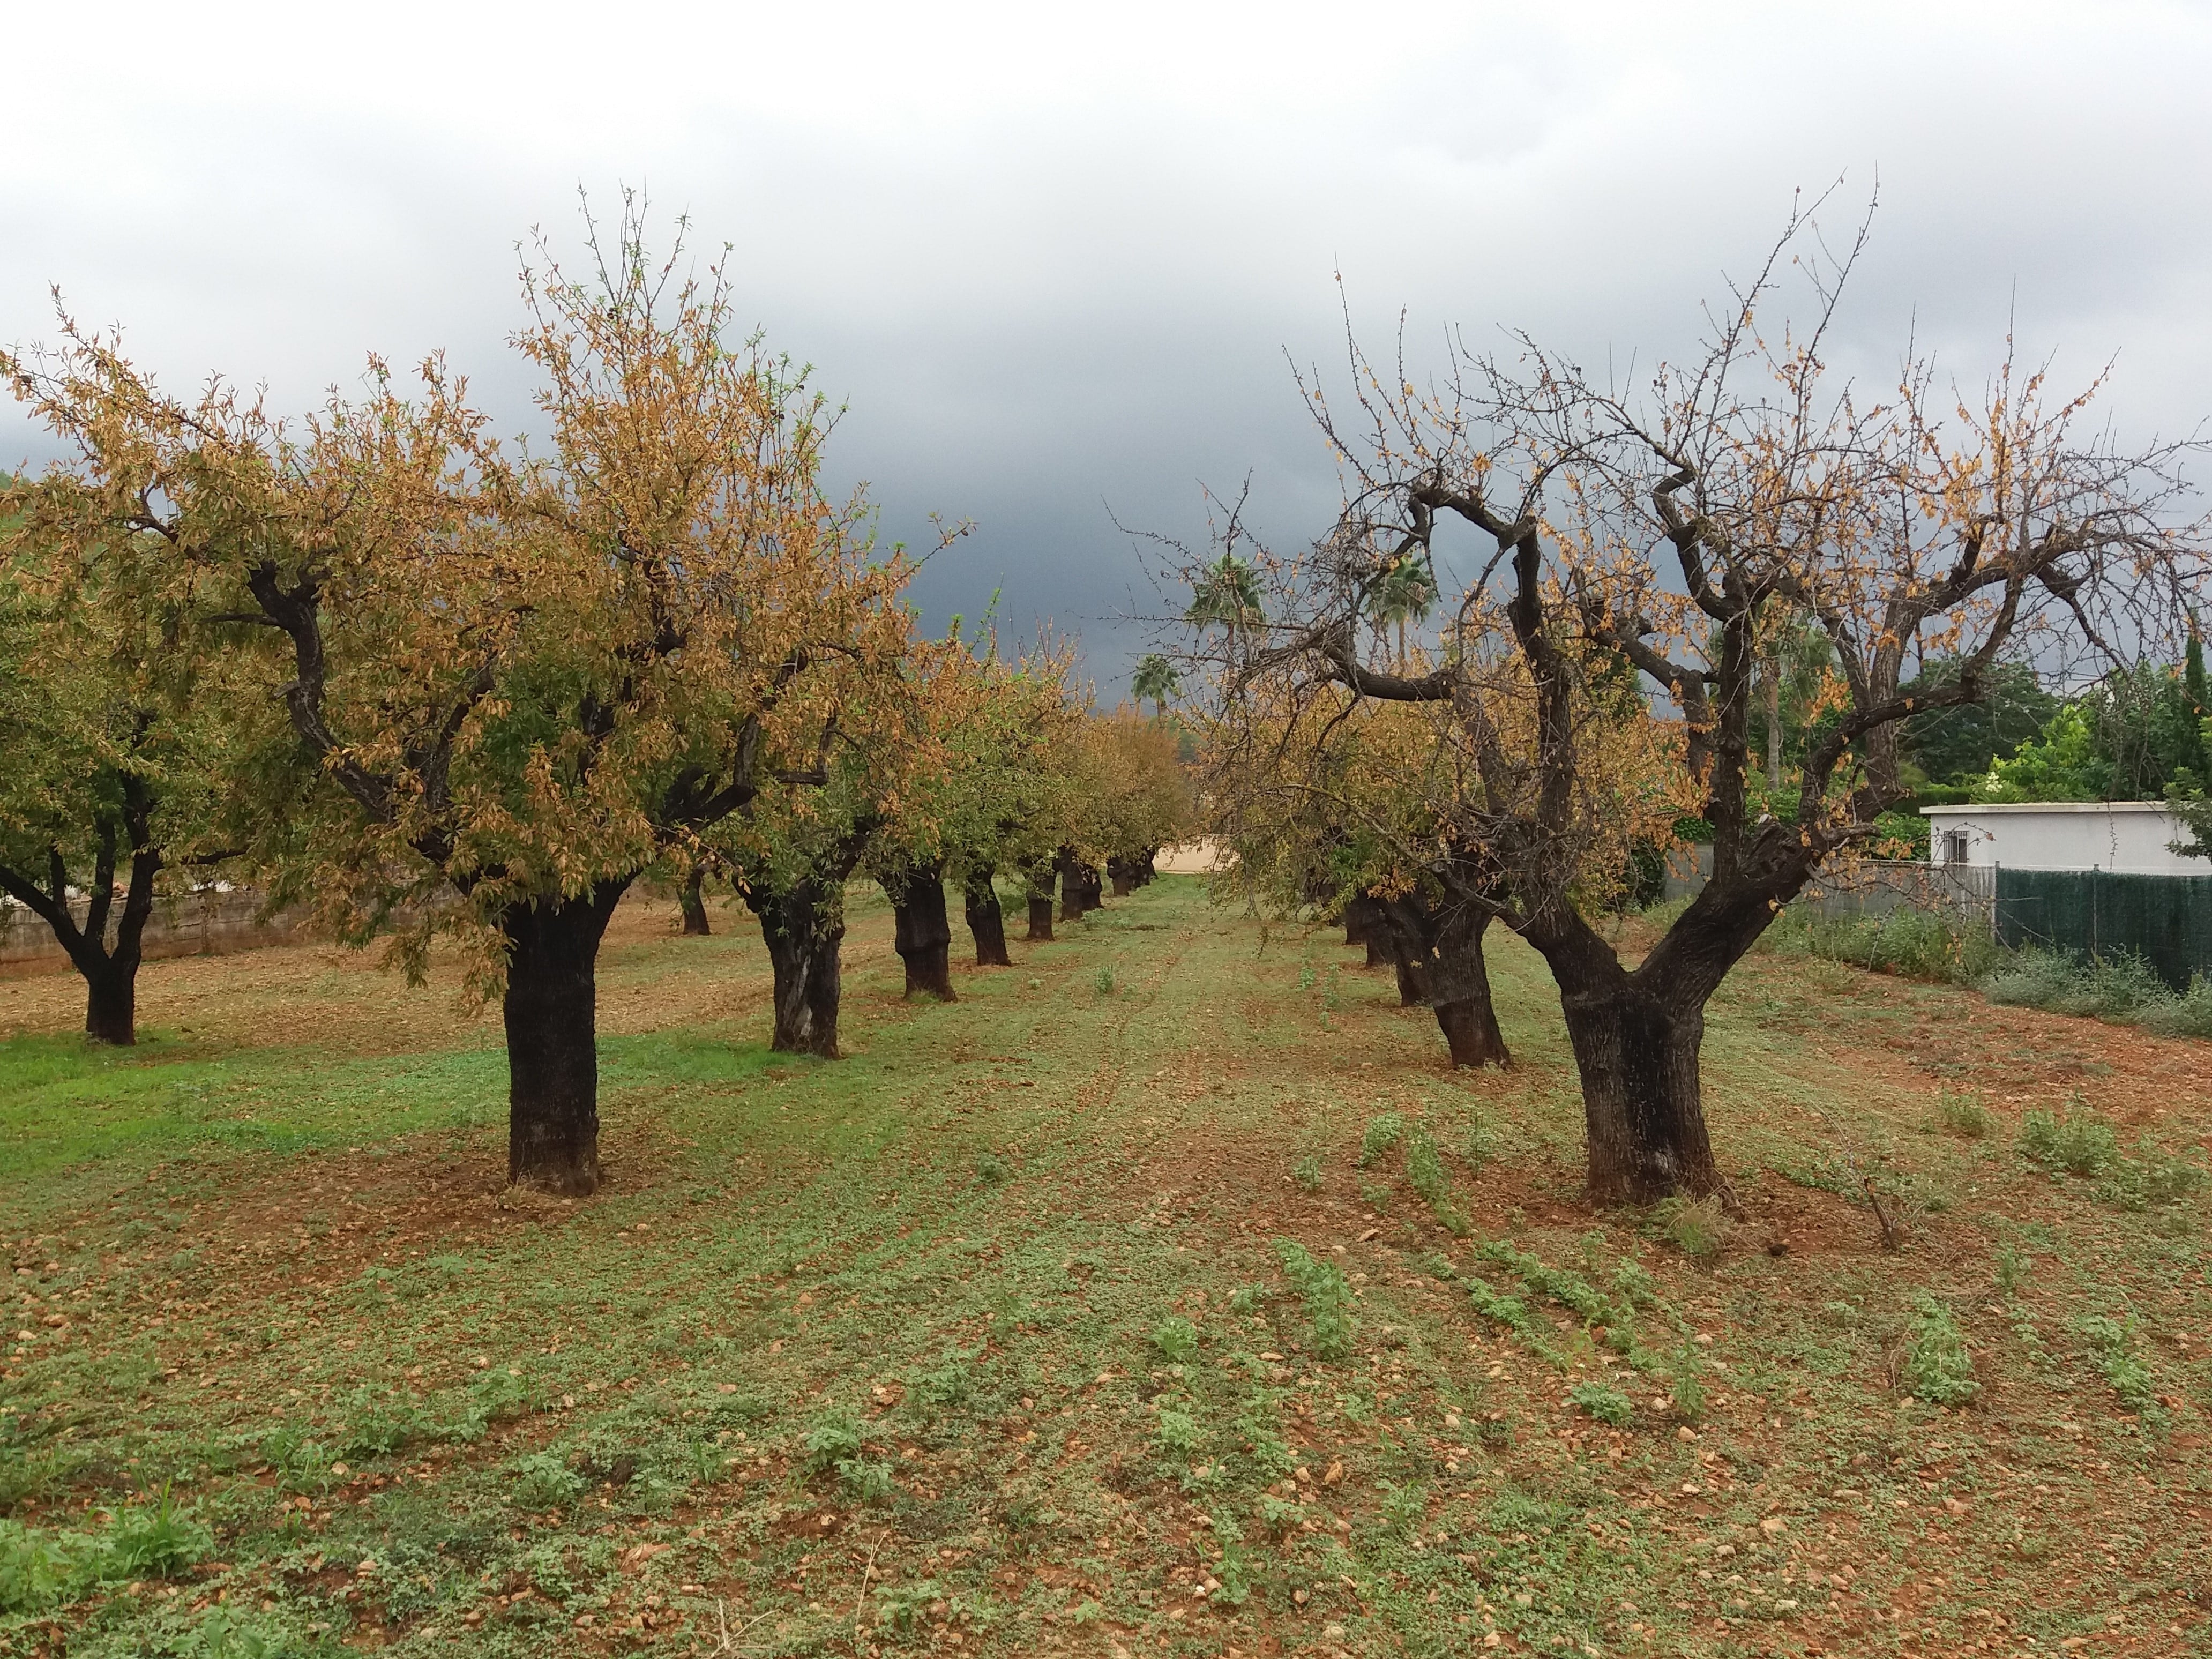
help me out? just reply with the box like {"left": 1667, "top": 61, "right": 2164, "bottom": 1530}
{"left": 1995, "top": 867, "right": 2212, "bottom": 989}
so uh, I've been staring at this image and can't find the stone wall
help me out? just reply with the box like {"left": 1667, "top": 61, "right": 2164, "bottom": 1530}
{"left": 0, "top": 887, "right": 307, "bottom": 972}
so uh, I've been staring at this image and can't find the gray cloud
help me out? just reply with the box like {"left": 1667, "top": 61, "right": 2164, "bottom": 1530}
{"left": 6, "top": 0, "right": 2208, "bottom": 694}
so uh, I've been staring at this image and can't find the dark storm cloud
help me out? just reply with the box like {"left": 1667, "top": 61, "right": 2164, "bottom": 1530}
{"left": 5, "top": 1, "right": 2208, "bottom": 696}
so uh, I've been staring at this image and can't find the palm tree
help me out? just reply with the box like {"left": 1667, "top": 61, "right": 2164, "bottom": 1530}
{"left": 1366, "top": 558, "right": 1438, "bottom": 669}
{"left": 1186, "top": 553, "right": 1264, "bottom": 633}
{"left": 1131, "top": 653, "right": 1181, "bottom": 720}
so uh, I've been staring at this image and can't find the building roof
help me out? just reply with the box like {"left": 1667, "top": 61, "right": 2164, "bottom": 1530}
{"left": 1919, "top": 801, "right": 2175, "bottom": 816}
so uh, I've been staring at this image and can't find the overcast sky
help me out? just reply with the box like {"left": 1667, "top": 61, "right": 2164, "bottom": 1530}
{"left": 5, "top": 1, "right": 2209, "bottom": 693}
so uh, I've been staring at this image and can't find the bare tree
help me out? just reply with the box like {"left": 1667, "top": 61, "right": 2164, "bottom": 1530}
{"left": 1190, "top": 201, "right": 2206, "bottom": 1204}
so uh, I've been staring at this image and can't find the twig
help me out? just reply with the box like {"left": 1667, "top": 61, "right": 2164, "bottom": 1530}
{"left": 851, "top": 1528, "right": 887, "bottom": 1630}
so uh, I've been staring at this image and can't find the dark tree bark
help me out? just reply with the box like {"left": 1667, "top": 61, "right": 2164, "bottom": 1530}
{"left": 1556, "top": 975, "right": 1718, "bottom": 1204}
{"left": 1078, "top": 861, "right": 1104, "bottom": 913}
{"left": 884, "top": 863, "right": 956, "bottom": 1000}
{"left": 1021, "top": 860, "right": 1056, "bottom": 940}
{"left": 1377, "top": 898, "right": 1430, "bottom": 1006}
{"left": 746, "top": 874, "right": 849, "bottom": 1058}
{"left": 678, "top": 866, "right": 711, "bottom": 936}
{"left": 501, "top": 878, "right": 631, "bottom": 1194}
{"left": 1057, "top": 850, "right": 1084, "bottom": 922}
{"left": 962, "top": 869, "right": 1013, "bottom": 967}
{"left": 1343, "top": 893, "right": 1388, "bottom": 968}
{"left": 1426, "top": 906, "right": 1511, "bottom": 1070}
{"left": 1366, "top": 887, "right": 1510, "bottom": 1068}
{"left": 0, "top": 782, "right": 163, "bottom": 1047}
{"left": 1108, "top": 856, "right": 1135, "bottom": 898}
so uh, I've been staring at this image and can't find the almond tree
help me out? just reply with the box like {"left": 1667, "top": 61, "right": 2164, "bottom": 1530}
{"left": 5, "top": 205, "right": 914, "bottom": 1192}
{"left": 0, "top": 510, "right": 248, "bottom": 1042}
{"left": 1203, "top": 208, "right": 2205, "bottom": 1202}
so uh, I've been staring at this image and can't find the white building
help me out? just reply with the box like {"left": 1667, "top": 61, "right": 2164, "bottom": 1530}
{"left": 1923, "top": 802, "right": 2202, "bottom": 875}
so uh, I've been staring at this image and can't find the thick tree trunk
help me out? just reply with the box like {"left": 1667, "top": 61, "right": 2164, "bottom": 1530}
{"left": 1426, "top": 907, "right": 1509, "bottom": 1070}
{"left": 962, "top": 870, "right": 1012, "bottom": 966}
{"left": 1108, "top": 856, "right": 1135, "bottom": 898}
{"left": 751, "top": 877, "right": 847, "bottom": 1058}
{"left": 885, "top": 868, "right": 956, "bottom": 1000}
{"left": 1026, "top": 894, "right": 1055, "bottom": 940}
{"left": 83, "top": 958, "right": 138, "bottom": 1045}
{"left": 1559, "top": 978, "right": 1722, "bottom": 1204}
{"left": 678, "top": 866, "right": 711, "bottom": 936}
{"left": 2, "top": 817, "right": 163, "bottom": 1049}
{"left": 1058, "top": 853, "right": 1084, "bottom": 922}
{"left": 1079, "top": 862, "right": 1104, "bottom": 913}
{"left": 500, "top": 879, "right": 629, "bottom": 1195}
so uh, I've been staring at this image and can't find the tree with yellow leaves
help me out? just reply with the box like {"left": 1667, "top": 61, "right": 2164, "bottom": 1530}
{"left": 4, "top": 200, "right": 917, "bottom": 1192}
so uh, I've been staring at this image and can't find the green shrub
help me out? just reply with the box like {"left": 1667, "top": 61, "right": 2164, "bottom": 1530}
{"left": 0, "top": 1520, "right": 86, "bottom": 1613}
{"left": 1465, "top": 1277, "right": 1533, "bottom": 1333}
{"left": 1902, "top": 1296, "right": 1979, "bottom": 1407}
{"left": 1152, "top": 1316, "right": 1200, "bottom": 1363}
{"left": 801, "top": 1416, "right": 865, "bottom": 1474}
{"left": 2096, "top": 1141, "right": 2208, "bottom": 1212}
{"left": 1669, "top": 1359, "right": 1707, "bottom": 1425}
{"left": 909, "top": 1354, "right": 975, "bottom": 1410}
{"left": 1567, "top": 1380, "right": 1633, "bottom": 1426}
{"left": 2135, "top": 975, "right": 2212, "bottom": 1039}
{"left": 1291, "top": 1155, "right": 1322, "bottom": 1193}
{"left": 1404, "top": 1127, "right": 1446, "bottom": 1201}
{"left": 1358, "top": 1114, "right": 1404, "bottom": 1168}
{"left": 1155, "top": 1409, "right": 1201, "bottom": 1455}
{"left": 1936, "top": 1088, "right": 1992, "bottom": 1139}
{"left": 2019, "top": 1103, "right": 2119, "bottom": 1177}
{"left": 874, "top": 1579, "right": 943, "bottom": 1634}
{"left": 2076, "top": 1313, "right": 2159, "bottom": 1415}
{"left": 837, "top": 1458, "right": 897, "bottom": 1504}
{"left": 1274, "top": 1239, "right": 1356, "bottom": 1359}
{"left": 509, "top": 1453, "right": 585, "bottom": 1511}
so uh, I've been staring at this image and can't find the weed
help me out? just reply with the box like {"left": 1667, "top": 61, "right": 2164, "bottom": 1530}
{"left": 801, "top": 1415, "right": 865, "bottom": 1474}
{"left": 1359, "top": 1181, "right": 1392, "bottom": 1209}
{"left": 1670, "top": 1362, "right": 1707, "bottom": 1425}
{"left": 1358, "top": 1112, "right": 1403, "bottom": 1168}
{"left": 1093, "top": 966, "right": 1117, "bottom": 996}
{"left": 1152, "top": 1315, "right": 1200, "bottom": 1363}
{"left": 2095, "top": 1140, "right": 2207, "bottom": 1212}
{"left": 1937, "top": 1087, "right": 1993, "bottom": 1139}
{"left": 909, "top": 1352, "right": 976, "bottom": 1410}
{"left": 838, "top": 1456, "right": 898, "bottom": 1504}
{"left": 1292, "top": 1154, "right": 1322, "bottom": 1193}
{"left": 1567, "top": 1380, "right": 1633, "bottom": 1426}
{"left": 508, "top": 1452, "right": 585, "bottom": 1511}
{"left": 875, "top": 1578, "right": 943, "bottom": 1634}
{"left": 1459, "top": 1116, "right": 1492, "bottom": 1172}
{"left": 98, "top": 1486, "right": 211, "bottom": 1581}
{"left": 1206, "top": 1508, "right": 1254, "bottom": 1604}
{"left": 1226, "top": 1284, "right": 1262, "bottom": 1314}
{"left": 1404, "top": 1126, "right": 1446, "bottom": 1200}
{"left": 2020, "top": 1101, "right": 2120, "bottom": 1177}
{"left": 0, "top": 1520, "right": 85, "bottom": 1613}
{"left": 1274, "top": 1239, "right": 1356, "bottom": 1359}
{"left": 976, "top": 1153, "right": 1010, "bottom": 1185}
{"left": 1994, "top": 1241, "right": 2031, "bottom": 1296}
{"left": 2076, "top": 1313, "right": 2160, "bottom": 1416}
{"left": 1657, "top": 1195, "right": 1728, "bottom": 1260}
{"left": 1156, "top": 1409, "right": 1202, "bottom": 1455}
{"left": 1902, "top": 1296, "right": 1979, "bottom": 1407}
{"left": 1466, "top": 1277, "right": 1535, "bottom": 1335}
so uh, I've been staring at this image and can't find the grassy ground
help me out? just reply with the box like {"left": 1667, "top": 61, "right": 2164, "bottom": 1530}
{"left": 4, "top": 878, "right": 2211, "bottom": 1658}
